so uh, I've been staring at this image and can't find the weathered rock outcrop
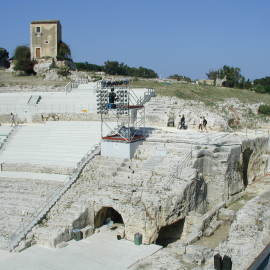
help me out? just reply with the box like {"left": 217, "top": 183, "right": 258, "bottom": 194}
{"left": 30, "top": 135, "right": 208, "bottom": 247}
{"left": 215, "top": 191, "right": 270, "bottom": 269}
{"left": 193, "top": 135, "right": 269, "bottom": 208}
{"left": 26, "top": 130, "right": 270, "bottom": 252}
{"left": 145, "top": 96, "right": 263, "bottom": 131}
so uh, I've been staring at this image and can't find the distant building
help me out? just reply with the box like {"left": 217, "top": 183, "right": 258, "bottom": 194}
{"left": 196, "top": 79, "right": 214, "bottom": 86}
{"left": 215, "top": 76, "right": 227, "bottom": 87}
{"left": 30, "top": 20, "right": 62, "bottom": 60}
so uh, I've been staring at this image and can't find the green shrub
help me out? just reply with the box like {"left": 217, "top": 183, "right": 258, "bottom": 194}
{"left": 57, "top": 41, "right": 71, "bottom": 60}
{"left": 254, "top": 84, "right": 267, "bottom": 93}
{"left": 0, "top": 48, "right": 10, "bottom": 68}
{"left": 258, "top": 104, "right": 270, "bottom": 115}
{"left": 75, "top": 62, "right": 103, "bottom": 72}
{"left": 13, "top": 46, "right": 35, "bottom": 75}
{"left": 91, "top": 75, "right": 102, "bottom": 82}
{"left": 57, "top": 66, "right": 71, "bottom": 78}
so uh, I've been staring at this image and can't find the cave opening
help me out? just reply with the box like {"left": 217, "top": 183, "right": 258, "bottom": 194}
{"left": 156, "top": 218, "right": 185, "bottom": 247}
{"left": 94, "top": 207, "right": 124, "bottom": 228}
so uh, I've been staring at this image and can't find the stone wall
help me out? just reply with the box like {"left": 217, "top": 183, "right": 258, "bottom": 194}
{"left": 1, "top": 162, "right": 73, "bottom": 175}
{"left": 0, "top": 113, "right": 99, "bottom": 124}
{"left": 217, "top": 191, "right": 270, "bottom": 270}
{"left": 193, "top": 136, "right": 270, "bottom": 208}
{"left": 30, "top": 21, "right": 61, "bottom": 59}
{"left": 16, "top": 131, "right": 270, "bottom": 251}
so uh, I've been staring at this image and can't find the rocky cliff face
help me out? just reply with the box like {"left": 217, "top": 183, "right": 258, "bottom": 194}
{"left": 145, "top": 96, "right": 263, "bottom": 131}
{"left": 26, "top": 130, "right": 270, "bottom": 253}
{"left": 30, "top": 135, "right": 208, "bottom": 247}
{"left": 193, "top": 135, "right": 269, "bottom": 208}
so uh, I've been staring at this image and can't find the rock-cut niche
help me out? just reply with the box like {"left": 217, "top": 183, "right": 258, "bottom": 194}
{"left": 155, "top": 218, "right": 185, "bottom": 247}
{"left": 94, "top": 207, "right": 124, "bottom": 228}
{"left": 242, "top": 148, "right": 253, "bottom": 188}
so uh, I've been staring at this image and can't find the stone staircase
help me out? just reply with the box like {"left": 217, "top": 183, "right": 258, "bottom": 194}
{"left": 32, "top": 155, "right": 126, "bottom": 247}
{"left": 32, "top": 154, "right": 151, "bottom": 247}
{"left": 0, "top": 125, "right": 15, "bottom": 153}
{"left": 0, "top": 176, "right": 64, "bottom": 250}
{"left": 7, "top": 143, "right": 100, "bottom": 251}
{"left": 33, "top": 139, "right": 194, "bottom": 242}
{"left": 0, "top": 122, "right": 102, "bottom": 173}
{"left": 0, "top": 122, "right": 104, "bottom": 251}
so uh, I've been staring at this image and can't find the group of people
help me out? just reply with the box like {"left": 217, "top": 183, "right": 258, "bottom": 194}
{"left": 177, "top": 114, "right": 208, "bottom": 132}
{"left": 198, "top": 116, "right": 208, "bottom": 132}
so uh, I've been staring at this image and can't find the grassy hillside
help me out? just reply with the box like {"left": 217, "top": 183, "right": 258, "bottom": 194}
{"left": 130, "top": 79, "right": 270, "bottom": 105}
{"left": 0, "top": 70, "right": 67, "bottom": 87}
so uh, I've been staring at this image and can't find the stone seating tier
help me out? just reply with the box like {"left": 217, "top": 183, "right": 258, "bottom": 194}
{"left": 0, "top": 122, "right": 103, "bottom": 171}
{"left": 0, "top": 177, "right": 64, "bottom": 249}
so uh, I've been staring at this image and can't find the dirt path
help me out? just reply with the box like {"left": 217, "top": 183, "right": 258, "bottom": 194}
{"left": 194, "top": 175, "right": 270, "bottom": 249}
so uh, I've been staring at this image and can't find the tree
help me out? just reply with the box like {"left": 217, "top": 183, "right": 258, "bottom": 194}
{"left": 103, "top": 60, "right": 158, "bottom": 78}
{"left": 168, "top": 74, "right": 191, "bottom": 82}
{"left": 13, "top": 46, "right": 35, "bottom": 75}
{"left": 206, "top": 65, "right": 245, "bottom": 88}
{"left": 75, "top": 62, "right": 103, "bottom": 72}
{"left": 135, "top": 66, "right": 158, "bottom": 78}
{"left": 57, "top": 41, "right": 71, "bottom": 60}
{"left": 0, "top": 48, "right": 10, "bottom": 68}
{"left": 253, "top": 77, "right": 270, "bottom": 93}
{"left": 103, "top": 61, "right": 128, "bottom": 75}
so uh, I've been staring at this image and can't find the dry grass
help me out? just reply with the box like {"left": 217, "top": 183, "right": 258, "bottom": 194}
{"left": 0, "top": 70, "right": 68, "bottom": 87}
{"left": 130, "top": 79, "right": 270, "bottom": 105}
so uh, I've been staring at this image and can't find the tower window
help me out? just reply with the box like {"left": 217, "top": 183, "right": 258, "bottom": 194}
{"left": 36, "top": 26, "right": 41, "bottom": 33}
{"left": 44, "top": 40, "right": 49, "bottom": 44}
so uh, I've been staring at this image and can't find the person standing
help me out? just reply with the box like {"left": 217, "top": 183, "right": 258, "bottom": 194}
{"left": 108, "top": 88, "right": 118, "bottom": 109}
{"left": 203, "top": 116, "right": 208, "bottom": 132}
{"left": 180, "top": 114, "right": 186, "bottom": 129}
{"left": 10, "top": 112, "right": 16, "bottom": 127}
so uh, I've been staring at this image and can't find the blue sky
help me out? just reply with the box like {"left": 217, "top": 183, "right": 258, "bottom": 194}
{"left": 1, "top": 0, "right": 269, "bottom": 79}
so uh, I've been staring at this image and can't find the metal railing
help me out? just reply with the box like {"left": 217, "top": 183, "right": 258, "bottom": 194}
{"left": 8, "top": 144, "right": 101, "bottom": 251}
{"left": 64, "top": 79, "right": 89, "bottom": 94}
{"left": 0, "top": 125, "right": 21, "bottom": 155}
{"left": 64, "top": 81, "right": 72, "bottom": 94}
{"left": 247, "top": 243, "right": 270, "bottom": 270}
{"left": 136, "top": 88, "right": 155, "bottom": 106}
{"left": 75, "top": 78, "right": 89, "bottom": 84}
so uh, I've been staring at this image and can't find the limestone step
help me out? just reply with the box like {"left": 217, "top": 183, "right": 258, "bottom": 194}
{"left": 0, "top": 171, "right": 69, "bottom": 182}
{"left": 1, "top": 163, "right": 74, "bottom": 174}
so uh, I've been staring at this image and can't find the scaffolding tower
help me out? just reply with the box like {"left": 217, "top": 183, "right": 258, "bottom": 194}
{"left": 96, "top": 80, "right": 145, "bottom": 143}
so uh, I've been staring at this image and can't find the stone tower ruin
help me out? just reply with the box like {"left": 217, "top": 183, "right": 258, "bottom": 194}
{"left": 30, "top": 20, "right": 62, "bottom": 60}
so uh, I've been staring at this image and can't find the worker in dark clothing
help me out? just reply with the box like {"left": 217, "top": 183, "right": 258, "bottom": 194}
{"left": 180, "top": 115, "right": 185, "bottom": 129}
{"left": 178, "top": 114, "right": 186, "bottom": 129}
{"left": 202, "top": 116, "right": 208, "bottom": 132}
{"left": 108, "top": 88, "right": 118, "bottom": 109}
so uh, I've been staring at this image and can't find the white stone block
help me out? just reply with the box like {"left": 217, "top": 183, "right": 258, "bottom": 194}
{"left": 81, "top": 225, "right": 94, "bottom": 239}
{"left": 101, "top": 139, "right": 143, "bottom": 159}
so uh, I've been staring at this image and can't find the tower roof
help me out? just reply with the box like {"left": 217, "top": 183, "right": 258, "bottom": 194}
{"left": 31, "top": 20, "right": 60, "bottom": 24}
